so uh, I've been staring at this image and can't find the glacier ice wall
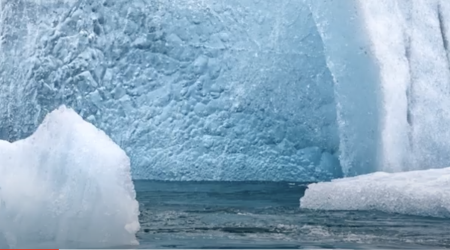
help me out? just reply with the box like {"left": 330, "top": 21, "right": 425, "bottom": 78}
{"left": 358, "top": 0, "right": 450, "bottom": 172}
{"left": 305, "top": 0, "right": 450, "bottom": 174}
{"left": 299, "top": 0, "right": 450, "bottom": 217}
{"left": 305, "top": 0, "right": 382, "bottom": 176}
{"left": 0, "top": 106, "right": 140, "bottom": 248}
{"left": 0, "top": 0, "right": 342, "bottom": 181}
{"left": 3, "top": 0, "right": 450, "bottom": 180}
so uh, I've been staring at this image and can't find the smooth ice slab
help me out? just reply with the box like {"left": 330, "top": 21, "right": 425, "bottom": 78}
{"left": 300, "top": 168, "right": 450, "bottom": 218}
{"left": 0, "top": 106, "right": 140, "bottom": 248}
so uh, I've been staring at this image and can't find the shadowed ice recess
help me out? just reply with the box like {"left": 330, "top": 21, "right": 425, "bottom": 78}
{"left": 1, "top": 0, "right": 450, "bottom": 181}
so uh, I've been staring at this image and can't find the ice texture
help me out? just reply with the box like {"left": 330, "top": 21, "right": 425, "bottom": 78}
{"left": 305, "top": 0, "right": 450, "bottom": 174}
{"left": 357, "top": 0, "right": 450, "bottom": 172}
{"left": 305, "top": 0, "right": 382, "bottom": 176}
{"left": 300, "top": 168, "right": 450, "bottom": 218}
{"left": 3, "top": 0, "right": 450, "bottom": 181}
{"left": 0, "top": 106, "right": 140, "bottom": 248}
{"left": 0, "top": 0, "right": 341, "bottom": 181}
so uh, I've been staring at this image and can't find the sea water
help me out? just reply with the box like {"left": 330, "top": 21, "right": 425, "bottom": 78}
{"left": 134, "top": 181, "right": 450, "bottom": 249}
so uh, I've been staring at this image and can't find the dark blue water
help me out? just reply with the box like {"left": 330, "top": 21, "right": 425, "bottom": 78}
{"left": 134, "top": 181, "right": 450, "bottom": 249}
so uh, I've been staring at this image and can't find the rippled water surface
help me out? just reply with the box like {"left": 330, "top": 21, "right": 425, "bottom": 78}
{"left": 134, "top": 181, "right": 450, "bottom": 249}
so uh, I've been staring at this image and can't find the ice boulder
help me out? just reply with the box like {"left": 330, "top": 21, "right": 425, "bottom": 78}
{"left": 300, "top": 168, "right": 450, "bottom": 218}
{"left": 0, "top": 106, "right": 140, "bottom": 248}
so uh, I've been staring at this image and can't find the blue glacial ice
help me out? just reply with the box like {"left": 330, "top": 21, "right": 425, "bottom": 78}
{"left": 305, "top": 0, "right": 383, "bottom": 176}
{"left": 1, "top": 0, "right": 450, "bottom": 181}
{"left": 0, "top": 0, "right": 341, "bottom": 181}
{"left": 0, "top": 106, "right": 140, "bottom": 248}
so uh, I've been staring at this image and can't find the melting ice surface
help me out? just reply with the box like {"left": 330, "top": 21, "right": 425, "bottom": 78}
{"left": 0, "top": 106, "right": 140, "bottom": 248}
{"left": 300, "top": 168, "right": 450, "bottom": 218}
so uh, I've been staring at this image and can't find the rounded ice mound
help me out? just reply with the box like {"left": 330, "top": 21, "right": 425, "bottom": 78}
{"left": 300, "top": 168, "right": 450, "bottom": 218}
{"left": 0, "top": 106, "right": 140, "bottom": 248}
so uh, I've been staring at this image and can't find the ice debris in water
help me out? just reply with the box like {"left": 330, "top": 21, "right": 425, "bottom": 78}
{"left": 0, "top": 106, "right": 140, "bottom": 248}
{"left": 300, "top": 168, "right": 450, "bottom": 218}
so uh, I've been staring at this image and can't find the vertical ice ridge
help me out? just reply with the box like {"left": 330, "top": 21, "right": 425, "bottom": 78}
{"left": 437, "top": 3, "right": 450, "bottom": 72}
{"left": 305, "top": 0, "right": 383, "bottom": 176}
{"left": 358, "top": 0, "right": 450, "bottom": 172}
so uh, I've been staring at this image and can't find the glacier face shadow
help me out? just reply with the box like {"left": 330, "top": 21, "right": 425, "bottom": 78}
{"left": 0, "top": 0, "right": 344, "bottom": 181}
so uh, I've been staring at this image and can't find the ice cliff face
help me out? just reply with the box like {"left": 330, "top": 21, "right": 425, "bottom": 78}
{"left": 3, "top": 0, "right": 449, "bottom": 180}
{"left": 305, "top": 0, "right": 450, "bottom": 175}
{"left": 358, "top": 0, "right": 450, "bottom": 172}
{"left": 0, "top": 0, "right": 341, "bottom": 181}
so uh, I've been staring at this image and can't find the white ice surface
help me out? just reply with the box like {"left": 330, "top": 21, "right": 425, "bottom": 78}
{"left": 358, "top": 0, "right": 450, "bottom": 172}
{"left": 300, "top": 168, "right": 450, "bottom": 218}
{"left": 0, "top": 106, "right": 140, "bottom": 248}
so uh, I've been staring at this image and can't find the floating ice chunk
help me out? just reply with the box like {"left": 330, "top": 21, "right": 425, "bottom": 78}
{"left": 0, "top": 106, "right": 140, "bottom": 248}
{"left": 300, "top": 168, "right": 450, "bottom": 218}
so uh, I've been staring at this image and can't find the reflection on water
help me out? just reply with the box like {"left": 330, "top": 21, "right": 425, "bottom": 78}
{"left": 134, "top": 181, "right": 450, "bottom": 249}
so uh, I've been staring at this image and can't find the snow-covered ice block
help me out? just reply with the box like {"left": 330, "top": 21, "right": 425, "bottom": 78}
{"left": 0, "top": 106, "right": 140, "bottom": 248}
{"left": 300, "top": 168, "right": 450, "bottom": 218}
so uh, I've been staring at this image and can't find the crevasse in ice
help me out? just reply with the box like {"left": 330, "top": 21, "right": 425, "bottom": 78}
{"left": 0, "top": 106, "right": 140, "bottom": 248}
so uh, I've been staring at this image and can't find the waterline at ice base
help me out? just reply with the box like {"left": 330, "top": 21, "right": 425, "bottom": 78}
{"left": 1, "top": 0, "right": 450, "bottom": 248}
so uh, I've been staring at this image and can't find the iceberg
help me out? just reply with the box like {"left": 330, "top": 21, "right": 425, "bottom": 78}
{"left": 300, "top": 168, "right": 450, "bottom": 218}
{"left": 0, "top": 106, "right": 140, "bottom": 248}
